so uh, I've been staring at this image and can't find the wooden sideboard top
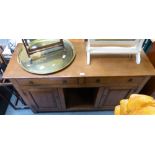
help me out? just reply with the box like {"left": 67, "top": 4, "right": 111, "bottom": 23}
{"left": 3, "top": 39, "right": 155, "bottom": 79}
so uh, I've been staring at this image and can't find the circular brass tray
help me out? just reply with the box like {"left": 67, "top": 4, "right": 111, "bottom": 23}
{"left": 17, "top": 40, "right": 76, "bottom": 74}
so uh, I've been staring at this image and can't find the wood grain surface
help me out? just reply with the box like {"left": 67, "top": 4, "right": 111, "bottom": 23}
{"left": 3, "top": 39, "right": 155, "bottom": 79}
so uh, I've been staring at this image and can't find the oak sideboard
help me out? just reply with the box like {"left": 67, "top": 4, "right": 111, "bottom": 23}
{"left": 3, "top": 39, "right": 155, "bottom": 113}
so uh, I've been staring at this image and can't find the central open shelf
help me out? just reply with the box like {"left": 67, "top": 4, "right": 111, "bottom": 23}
{"left": 63, "top": 88, "right": 98, "bottom": 110}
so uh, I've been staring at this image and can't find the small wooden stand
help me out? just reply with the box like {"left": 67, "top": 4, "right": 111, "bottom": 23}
{"left": 86, "top": 39, "right": 144, "bottom": 65}
{"left": 22, "top": 39, "right": 65, "bottom": 58}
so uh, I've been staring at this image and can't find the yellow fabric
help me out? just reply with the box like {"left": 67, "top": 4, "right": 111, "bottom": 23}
{"left": 114, "top": 94, "right": 155, "bottom": 115}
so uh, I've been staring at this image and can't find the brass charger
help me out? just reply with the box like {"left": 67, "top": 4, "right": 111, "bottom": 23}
{"left": 17, "top": 39, "right": 76, "bottom": 74}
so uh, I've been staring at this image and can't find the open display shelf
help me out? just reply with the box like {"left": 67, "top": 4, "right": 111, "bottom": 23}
{"left": 64, "top": 88, "right": 98, "bottom": 110}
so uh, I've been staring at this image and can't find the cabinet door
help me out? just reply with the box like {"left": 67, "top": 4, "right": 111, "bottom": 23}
{"left": 22, "top": 87, "right": 65, "bottom": 112}
{"left": 95, "top": 87, "right": 136, "bottom": 110}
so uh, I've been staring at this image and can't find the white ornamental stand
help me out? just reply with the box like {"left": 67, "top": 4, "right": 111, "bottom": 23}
{"left": 86, "top": 39, "right": 144, "bottom": 65}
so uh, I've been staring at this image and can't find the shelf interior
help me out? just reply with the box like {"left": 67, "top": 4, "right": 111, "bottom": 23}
{"left": 64, "top": 87, "right": 98, "bottom": 110}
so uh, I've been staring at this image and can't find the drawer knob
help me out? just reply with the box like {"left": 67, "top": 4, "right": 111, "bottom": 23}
{"left": 96, "top": 79, "right": 101, "bottom": 83}
{"left": 62, "top": 80, "right": 67, "bottom": 84}
{"left": 128, "top": 78, "right": 133, "bottom": 82}
{"left": 29, "top": 81, "right": 34, "bottom": 85}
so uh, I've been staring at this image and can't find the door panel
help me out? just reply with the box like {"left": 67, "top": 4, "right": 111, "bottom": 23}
{"left": 95, "top": 87, "right": 136, "bottom": 110}
{"left": 23, "top": 88, "right": 65, "bottom": 112}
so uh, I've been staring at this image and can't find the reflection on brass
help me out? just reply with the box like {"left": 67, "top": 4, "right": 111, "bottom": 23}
{"left": 17, "top": 40, "right": 76, "bottom": 74}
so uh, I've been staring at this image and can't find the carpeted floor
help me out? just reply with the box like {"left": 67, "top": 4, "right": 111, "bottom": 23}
{"left": 5, "top": 94, "right": 114, "bottom": 115}
{"left": 5, "top": 104, "right": 114, "bottom": 115}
